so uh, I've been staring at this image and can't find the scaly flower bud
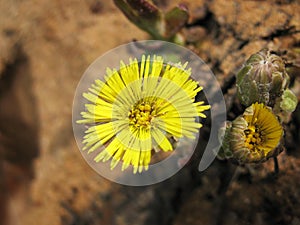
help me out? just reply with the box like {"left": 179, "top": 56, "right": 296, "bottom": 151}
{"left": 236, "top": 49, "right": 290, "bottom": 107}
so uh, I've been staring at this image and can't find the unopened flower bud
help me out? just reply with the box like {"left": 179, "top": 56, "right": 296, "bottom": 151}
{"left": 236, "top": 49, "right": 290, "bottom": 107}
{"left": 280, "top": 89, "right": 298, "bottom": 113}
{"left": 273, "top": 88, "right": 298, "bottom": 123}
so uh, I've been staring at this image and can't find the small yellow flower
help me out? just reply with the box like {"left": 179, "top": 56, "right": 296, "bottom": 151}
{"left": 221, "top": 103, "right": 283, "bottom": 163}
{"left": 77, "top": 55, "right": 210, "bottom": 173}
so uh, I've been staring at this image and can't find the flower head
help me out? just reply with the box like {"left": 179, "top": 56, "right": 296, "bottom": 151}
{"left": 77, "top": 55, "right": 210, "bottom": 173}
{"left": 236, "top": 49, "right": 290, "bottom": 107}
{"left": 220, "top": 103, "right": 283, "bottom": 163}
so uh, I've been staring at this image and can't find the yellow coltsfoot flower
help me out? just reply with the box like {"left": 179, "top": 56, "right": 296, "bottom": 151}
{"left": 219, "top": 102, "right": 283, "bottom": 163}
{"left": 77, "top": 55, "right": 210, "bottom": 173}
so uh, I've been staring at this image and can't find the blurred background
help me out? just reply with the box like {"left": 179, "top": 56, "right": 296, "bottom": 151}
{"left": 0, "top": 0, "right": 300, "bottom": 225}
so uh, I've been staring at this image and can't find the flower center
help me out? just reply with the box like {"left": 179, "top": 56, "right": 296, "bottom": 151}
{"left": 129, "top": 101, "right": 157, "bottom": 129}
{"left": 244, "top": 125, "right": 263, "bottom": 151}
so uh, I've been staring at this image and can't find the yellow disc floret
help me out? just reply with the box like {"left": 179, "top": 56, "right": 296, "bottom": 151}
{"left": 129, "top": 101, "right": 156, "bottom": 129}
